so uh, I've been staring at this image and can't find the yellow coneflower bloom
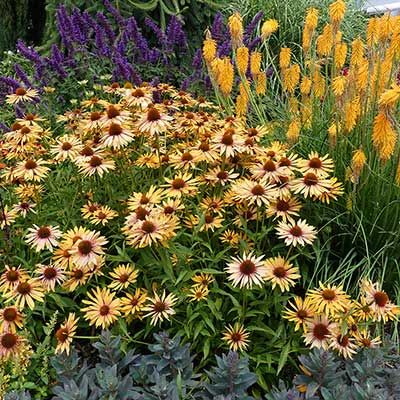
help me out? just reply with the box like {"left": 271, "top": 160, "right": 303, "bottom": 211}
{"left": 191, "top": 273, "right": 214, "bottom": 288}
{"left": 361, "top": 279, "right": 399, "bottom": 322}
{"left": 55, "top": 313, "right": 79, "bottom": 355}
{"left": 307, "top": 283, "right": 351, "bottom": 317}
{"left": 90, "top": 206, "right": 118, "bottom": 226}
{"left": 261, "top": 19, "right": 279, "bottom": 40}
{"left": 143, "top": 290, "right": 177, "bottom": 326}
{"left": 163, "top": 172, "right": 199, "bottom": 198}
{"left": 4, "top": 279, "right": 45, "bottom": 310}
{"left": 136, "top": 106, "right": 173, "bottom": 136}
{"left": 0, "top": 306, "right": 24, "bottom": 333}
{"left": 0, "top": 206, "right": 17, "bottom": 229}
{"left": 120, "top": 288, "right": 148, "bottom": 319}
{"left": 0, "top": 266, "right": 29, "bottom": 292}
{"left": 283, "top": 296, "right": 316, "bottom": 331}
{"left": 69, "top": 230, "right": 108, "bottom": 268}
{"left": 5, "top": 87, "right": 39, "bottom": 104}
{"left": 266, "top": 196, "right": 302, "bottom": 223}
{"left": 109, "top": 264, "right": 138, "bottom": 291}
{"left": 78, "top": 155, "right": 116, "bottom": 177}
{"left": 263, "top": 256, "right": 301, "bottom": 292}
{"left": 14, "top": 158, "right": 50, "bottom": 182}
{"left": 222, "top": 323, "right": 250, "bottom": 352}
{"left": 63, "top": 267, "right": 90, "bottom": 292}
{"left": 354, "top": 329, "right": 381, "bottom": 348}
{"left": 187, "top": 285, "right": 209, "bottom": 302}
{"left": 50, "top": 135, "right": 83, "bottom": 161}
{"left": 81, "top": 287, "right": 121, "bottom": 329}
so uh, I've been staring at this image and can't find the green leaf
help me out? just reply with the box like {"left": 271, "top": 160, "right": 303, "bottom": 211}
{"left": 277, "top": 340, "right": 291, "bottom": 375}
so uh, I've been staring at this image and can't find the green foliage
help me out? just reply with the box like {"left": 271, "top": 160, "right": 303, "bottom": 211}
{"left": 267, "top": 344, "right": 400, "bottom": 400}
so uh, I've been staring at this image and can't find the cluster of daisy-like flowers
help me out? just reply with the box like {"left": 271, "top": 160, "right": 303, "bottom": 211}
{"left": 283, "top": 279, "right": 399, "bottom": 359}
{"left": 0, "top": 80, "right": 345, "bottom": 358}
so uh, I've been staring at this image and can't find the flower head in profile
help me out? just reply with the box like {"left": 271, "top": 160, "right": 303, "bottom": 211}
{"left": 81, "top": 287, "right": 121, "bottom": 329}
{"left": 55, "top": 313, "right": 79, "bottom": 355}
{"left": 222, "top": 323, "right": 250, "bottom": 352}
{"left": 225, "top": 252, "right": 267, "bottom": 289}
{"left": 143, "top": 291, "right": 177, "bottom": 325}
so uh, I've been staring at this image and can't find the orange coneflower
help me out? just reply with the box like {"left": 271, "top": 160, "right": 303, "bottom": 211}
{"left": 303, "top": 316, "right": 334, "bottom": 350}
{"left": 90, "top": 206, "right": 118, "bottom": 226}
{"left": 212, "top": 128, "right": 245, "bottom": 158}
{"left": 263, "top": 256, "right": 301, "bottom": 292}
{"left": 35, "top": 264, "right": 66, "bottom": 291}
{"left": 63, "top": 267, "right": 90, "bottom": 291}
{"left": 163, "top": 172, "right": 199, "bottom": 198}
{"left": 354, "top": 329, "right": 381, "bottom": 349}
{"left": 143, "top": 290, "right": 177, "bottom": 325}
{"left": 4, "top": 279, "right": 45, "bottom": 310}
{"left": 69, "top": 230, "right": 108, "bottom": 268}
{"left": 283, "top": 296, "right": 316, "bottom": 332}
{"left": 108, "top": 264, "right": 138, "bottom": 291}
{"left": 0, "top": 306, "right": 24, "bottom": 333}
{"left": 204, "top": 167, "right": 239, "bottom": 186}
{"left": 225, "top": 252, "right": 267, "bottom": 289}
{"left": 25, "top": 225, "right": 62, "bottom": 252}
{"left": 187, "top": 285, "right": 209, "bottom": 302}
{"left": 120, "top": 288, "right": 148, "bottom": 319}
{"left": 231, "top": 178, "right": 278, "bottom": 207}
{"left": 307, "top": 283, "right": 351, "bottom": 317}
{"left": 55, "top": 313, "right": 79, "bottom": 355}
{"left": 78, "top": 154, "right": 116, "bottom": 177}
{"left": 291, "top": 172, "right": 331, "bottom": 199}
{"left": 299, "top": 152, "right": 334, "bottom": 177}
{"left": 276, "top": 219, "right": 317, "bottom": 247}
{"left": 14, "top": 158, "right": 50, "bottom": 182}
{"left": 100, "top": 105, "right": 131, "bottom": 127}
{"left": 127, "top": 186, "right": 165, "bottom": 210}
{"left": 191, "top": 273, "right": 214, "bottom": 289}
{"left": 222, "top": 323, "right": 250, "bottom": 352}
{"left": 5, "top": 87, "right": 39, "bottom": 104}
{"left": 81, "top": 287, "right": 121, "bottom": 329}
{"left": 124, "top": 87, "right": 153, "bottom": 109}
{"left": 0, "top": 332, "right": 25, "bottom": 359}
{"left": 136, "top": 106, "right": 173, "bottom": 136}
{"left": 266, "top": 196, "right": 302, "bottom": 222}
{"left": 0, "top": 266, "right": 29, "bottom": 292}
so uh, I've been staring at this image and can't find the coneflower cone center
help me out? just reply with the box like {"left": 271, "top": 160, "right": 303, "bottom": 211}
{"left": 6, "top": 270, "right": 19, "bottom": 282}
{"left": 263, "top": 160, "right": 276, "bottom": 172}
{"left": 44, "top": 267, "right": 57, "bottom": 279}
{"left": 273, "top": 266, "right": 287, "bottom": 278}
{"left": 62, "top": 142, "right": 72, "bottom": 151}
{"left": 147, "top": 108, "right": 161, "bottom": 121}
{"left": 16, "top": 87, "right": 27, "bottom": 95}
{"left": 16, "top": 282, "right": 31, "bottom": 295}
{"left": 142, "top": 221, "right": 156, "bottom": 233}
{"left": 99, "top": 305, "right": 110, "bottom": 316}
{"left": 3, "top": 308, "right": 17, "bottom": 321}
{"left": 240, "top": 260, "right": 256, "bottom": 275}
{"left": 25, "top": 160, "right": 38, "bottom": 170}
{"left": 290, "top": 225, "right": 303, "bottom": 237}
{"left": 78, "top": 240, "right": 93, "bottom": 255}
{"left": 374, "top": 291, "right": 389, "bottom": 307}
{"left": 55, "top": 327, "right": 69, "bottom": 342}
{"left": 276, "top": 200, "right": 290, "bottom": 212}
{"left": 89, "top": 156, "right": 103, "bottom": 168}
{"left": 109, "top": 124, "right": 123, "bottom": 136}
{"left": 321, "top": 289, "right": 336, "bottom": 300}
{"left": 154, "top": 301, "right": 166, "bottom": 312}
{"left": 172, "top": 178, "right": 185, "bottom": 189}
{"left": 309, "top": 158, "right": 322, "bottom": 169}
{"left": 107, "top": 106, "right": 120, "bottom": 119}
{"left": 1, "top": 333, "right": 17, "bottom": 348}
{"left": 313, "top": 323, "right": 329, "bottom": 340}
{"left": 303, "top": 173, "right": 318, "bottom": 186}
{"left": 37, "top": 226, "right": 51, "bottom": 238}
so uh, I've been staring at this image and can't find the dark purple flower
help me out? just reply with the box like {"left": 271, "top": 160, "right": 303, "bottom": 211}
{"left": 192, "top": 49, "right": 203, "bottom": 70}
{"left": 217, "top": 39, "right": 231, "bottom": 58}
{"left": 97, "top": 11, "right": 116, "bottom": 44}
{"left": 48, "top": 45, "right": 68, "bottom": 79}
{"left": 266, "top": 67, "right": 274, "bottom": 78}
{"left": 211, "top": 12, "right": 224, "bottom": 43}
{"left": 56, "top": 4, "right": 74, "bottom": 49}
{"left": 247, "top": 37, "right": 261, "bottom": 51}
{"left": 14, "top": 64, "right": 32, "bottom": 88}
{"left": 104, "top": 0, "right": 125, "bottom": 26}
{"left": 71, "top": 8, "right": 88, "bottom": 44}
{"left": 244, "top": 11, "right": 264, "bottom": 42}
{"left": 0, "top": 76, "right": 21, "bottom": 91}
{"left": 144, "top": 18, "right": 166, "bottom": 44}
{"left": 152, "top": 89, "right": 162, "bottom": 103}
{"left": 94, "top": 24, "right": 111, "bottom": 57}
{"left": 0, "top": 122, "right": 10, "bottom": 133}
{"left": 16, "top": 40, "right": 43, "bottom": 66}
{"left": 15, "top": 106, "right": 25, "bottom": 118}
